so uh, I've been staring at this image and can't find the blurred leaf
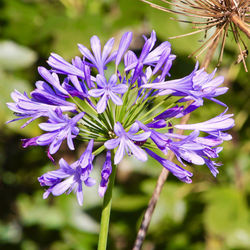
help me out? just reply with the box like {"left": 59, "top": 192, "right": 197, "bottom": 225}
{"left": 119, "top": 156, "right": 162, "bottom": 178}
{"left": 51, "top": 228, "right": 98, "bottom": 250}
{"left": 115, "top": 0, "right": 146, "bottom": 28}
{"left": 56, "top": 195, "right": 99, "bottom": 233}
{"left": 0, "top": 221, "right": 22, "bottom": 243}
{"left": 112, "top": 195, "right": 149, "bottom": 211}
{"left": 141, "top": 180, "right": 188, "bottom": 229}
{"left": 203, "top": 187, "right": 250, "bottom": 248}
{"left": 167, "top": 233, "right": 189, "bottom": 250}
{"left": 18, "top": 190, "right": 100, "bottom": 234}
{"left": 17, "top": 192, "right": 65, "bottom": 229}
{"left": 0, "top": 41, "right": 37, "bottom": 70}
{"left": 0, "top": 0, "right": 56, "bottom": 48}
{"left": 21, "top": 240, "right": 38, "bottom": 250}
{"left": 146, "top": 6, "right": 198, "bottom": 56}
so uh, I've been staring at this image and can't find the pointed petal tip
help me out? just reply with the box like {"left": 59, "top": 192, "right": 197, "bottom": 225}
{"left": 98, "top": 186, "right": 107, "bottom": 198}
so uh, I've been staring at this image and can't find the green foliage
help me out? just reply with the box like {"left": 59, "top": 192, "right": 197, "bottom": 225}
{"left": 1, "top": 0, "right": 249, "bottom": 249}
{"left": 204, "top": 187, "right": 250, "bottom": 248}
{"left": 0, "top": 41, "right": 37, "bottom": 70}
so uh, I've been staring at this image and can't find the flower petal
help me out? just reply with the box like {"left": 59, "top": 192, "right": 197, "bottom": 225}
{"left": 114, "top": 139, "right": 126, "bottom": 164}
{"left": 111, "top": 84, "right": 128, "bottom": 94}
{"left": 116, "top": 31, "right": 133, "bottom": 66}
{"left": 128, "top": 131, "right": 151, "bottom": 141}
{"left": 104, "top": 138, "right": 120, "bottom": 150}
{"left": 126, "top": 139, "right": 148, "bottom": 162}
{"left": 96, "top": 94, "right": 108, "bottom": 113}
{"left": 39, "top": 122, "right": 65, "bottom": 131}
{"left": 78, "top": 44, "right": 96, "bottom": 64}
{"left": 96, "top": 74, "right": 106, "bottom": 88}
{"left": 102, "top": 38, "right": 114, "bottom": 62}
{"left": 52, "top": 176, "right": 74, "bottom": 196}
{"left": 88, "top": 89, "right": 105, "bottom": 98}
{"left": 76, "top": 183, "right": 83, "bottom": 206}
{"left": 109, "top": 92, "right": 123, "bottom": 106}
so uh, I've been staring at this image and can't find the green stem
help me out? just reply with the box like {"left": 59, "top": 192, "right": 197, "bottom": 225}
{"left": 97, "top": 151, "right": 116, "bottom": 250}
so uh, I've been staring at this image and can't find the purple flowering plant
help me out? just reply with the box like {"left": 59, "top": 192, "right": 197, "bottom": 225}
{"left": 7, "top": 30, "right": 234, "bottom": 249}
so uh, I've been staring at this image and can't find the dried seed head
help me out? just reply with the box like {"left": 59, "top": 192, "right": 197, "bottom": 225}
{"left": 142, "top": 0, "right": 250, "bottom": 71}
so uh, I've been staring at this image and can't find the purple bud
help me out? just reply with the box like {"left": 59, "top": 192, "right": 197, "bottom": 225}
{"left": 145, "top": 148, "right": 193, "bottom": 183}
{"left": 99, "top": 151, "right": 112, "bottom": 197}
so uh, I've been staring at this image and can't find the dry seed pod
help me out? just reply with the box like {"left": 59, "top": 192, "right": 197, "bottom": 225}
{"left": 141, "top": 0, "right": 250, "bottom": 71}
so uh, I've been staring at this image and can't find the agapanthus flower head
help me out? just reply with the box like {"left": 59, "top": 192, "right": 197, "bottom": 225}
{"left": 7, "top": 30, "right": 234, "bottom": 205}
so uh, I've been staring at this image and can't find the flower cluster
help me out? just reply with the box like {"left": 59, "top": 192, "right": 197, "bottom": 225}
{"left": 7, "top": 31, "right": 234, "bottom": 205}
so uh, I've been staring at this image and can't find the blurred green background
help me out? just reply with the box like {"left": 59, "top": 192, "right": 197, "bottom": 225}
{"left": 0, "top": 0, "right": 249, "bottom": 249}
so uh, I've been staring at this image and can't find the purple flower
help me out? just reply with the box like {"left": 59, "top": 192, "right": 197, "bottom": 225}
{"left": 48, "top": 53, "right": 86, "bottom": 78}
{"left": 48, "top": 54, "right": 96, "bottom": 91}
{"left": 62, "top": 75, "right": 88, "bottom": 99}
{"left": 88, "top": 74, "right": 128, "bottom": 113}
{"left": 166, "top": 131, "right": 213, "bottom": 166}
{"left": 204, "top": 158, "right": 221, "bottom": 177}
{"left": 175, "top": 112, "right": 234, "bottom": 135}
{"left": 99, "top": 151, "right": 112, "bottom": 197}
{"left": 124, "top": 50, "right": 137, "bottom": 69}
{"left": 38, "top": 140, "right": 95, "bottom": 205}
{"left": 104, "top": 122, "right": 151, "bottom": 164}
{"left": 143, "top": 62, "right": 228, "bottom": 109}
{"left": 145, "top": 148, "right": 193, "bottom": 183}
{"left": 146, "top": 119, "right": 166, "bottom": 129}
{"left": 36, "top": 108, "right": 84, "bottom": 154}
{"left": 31, "top": 80, "right": 73, "bottom": 107}
{"left": 7, "top": 67, "right": 77, "bottom": 128}
{"left": 78, "top": 36, "right": 116, "bottom": 75}
{"left": 154, "top": 105, "right": 184, "bottom": 120}
{"left": 125, "top": 31, "right": 174, "bottom": 83}
{"left": 125, "top": 30, "right": 156, "bottom": 82}
{"left": 37, "top": 67, "right": 69, "bottom": 96}
{"left": 165, "top": 132, "right": 223, "bottom": 177}
{"left": 22, "top": 137, "right": 39, "bottom": 148}
{"left": 136, "top": 120, "right": 169, "bottom": 154}
{"left": 138, "top": 120, "right": 223, "bottom": 176}
{"left": 115, "top": 32, "right": 133, "bottom": 67}
{"left": 7, "top": 88, "right": 76, "bottom": 128}
{"left": 164, "top": 133, "right": 223, "bottom": 147}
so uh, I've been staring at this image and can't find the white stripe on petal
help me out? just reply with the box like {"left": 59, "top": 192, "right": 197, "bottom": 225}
{"left": 96, "top": 94, "right": 108, "bottom": 113}
{"left": 126, "top": 139, "right": 147, "bottom": 162}
{"left": 52, "top": 176, "right": 74, "bottom": 196}
{"left": 104, "top": 138, "right": 120, "bottom": 150}
{"left": 109, "top": 92, "right": 123, "bottom": 106}
{"left": 88, "top": 89, "right": 105, "bottom": 98}
{"left": 114, "top": 139, "right": 125, "bottom": 165}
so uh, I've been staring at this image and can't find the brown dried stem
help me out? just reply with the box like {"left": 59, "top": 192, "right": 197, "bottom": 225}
{"left": 132, "top": 166, "right": 170, "bottom": 250}
{"left": 231, "top": 14, "right": 250, "bottom": 39}
{"left": 202, "top": 28, "right": 221, "bottom": 69}
{"left": 132, "top": 113, "right": 191, "bottom": 250}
